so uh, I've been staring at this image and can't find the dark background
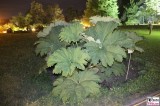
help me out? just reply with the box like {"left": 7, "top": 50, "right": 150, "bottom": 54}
{"left": 0, "top": 0, "right": 130, "bottom": 19}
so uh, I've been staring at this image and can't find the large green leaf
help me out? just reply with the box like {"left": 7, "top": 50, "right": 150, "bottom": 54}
{"left": 97, "top": 62, "right": 125, "bottom": 82}
{"left": 37, "top": 21, "right": 68, "bottom": 38}
{"left": 102, "top": 62, "right": 125, "bottom": 77}
{"left": 47, "top": 47, "right": 90, "bottom": 76}
{"left": 125, "top": 32, "right": 143, "bottom": 43}
{"left": 53, "top": 71, "right": 101, "bottom": 104}
{"left": 105, "top": 30, "right": 134, "bottom": 48}
{"left": 125, "top": 31, "right": 144, "bottom": 52}
{"left": 84, "top": 21, "right": 118, "bottom": 43}
{"left": 84, "top": 21, "right": 127, "bottom": 67}
{"left": 59, "top": 22, "right": 84, "bottom": 43}
{"left": 108, "top": 31, "right": 143, "bottom": 52}
{"left": 35, "top": 25, "right": 65, "bottom": 56}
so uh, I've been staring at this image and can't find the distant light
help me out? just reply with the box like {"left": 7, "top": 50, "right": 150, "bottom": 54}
{"left": 32, "top": 28, "right": 36, "bottom": 32}
{"left": 2, "top": 31, "right": 7, "bottom": 33}
{"left": 81, "top": 21, "right": 91, "bottom": 29}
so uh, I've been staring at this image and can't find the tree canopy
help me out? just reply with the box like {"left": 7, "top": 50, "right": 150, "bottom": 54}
{"left": 124, "top": 0, "right": 160, "bottom": 24}
{"left": 10, "top": 13, "right": 26, "bottom": 28}
{"left": 9, "top": 1, "right": 65, "bottom": 29}
{"left": 83, "top": 0, "right": 119, "bottom": 19}
{"left": 45, "top": 4, "right": 65, "bottom": 24}
{"left": 83, "top": 0, "right": 99, "bottom": 18}
{"left": 30, "top": 1, "right": 45, "bottom": 24}
{"left": 98, "top": 0, "right": 119, "bottom": 18}
{"left": 145, "top": 0, "right": 160, "bottom": 16}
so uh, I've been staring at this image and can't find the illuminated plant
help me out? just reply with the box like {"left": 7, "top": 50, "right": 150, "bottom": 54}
{"left": 35, "top": 18, "right": 143, "bottom": 104}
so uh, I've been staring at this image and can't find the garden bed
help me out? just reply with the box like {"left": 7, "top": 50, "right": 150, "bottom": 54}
{"left": 0, "top": 28, "right": 160, "bottom": 106}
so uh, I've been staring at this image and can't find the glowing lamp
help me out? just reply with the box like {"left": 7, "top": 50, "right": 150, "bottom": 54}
{"left": 32, "top": 28, "right": 36, "bottom": 32}
{"left": 2, "top": 31, "right": 7, "bottom": 33}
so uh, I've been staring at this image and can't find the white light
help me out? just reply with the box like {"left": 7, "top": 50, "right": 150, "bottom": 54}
{"left": 2, "top": 31, "right": 7, "bottom": 33}
{"left": 32, "top": 28, "right": 36, "bottom": 32}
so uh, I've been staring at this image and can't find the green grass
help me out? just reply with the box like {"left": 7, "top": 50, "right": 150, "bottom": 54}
{"left": 129, "top": 29, "right": 160, "bottom": 68}
{"left": 0, "top": 33, "right": 52, "bottom": 106}
{"left": 0, "top": 29, "right": 160, "bottom": 106}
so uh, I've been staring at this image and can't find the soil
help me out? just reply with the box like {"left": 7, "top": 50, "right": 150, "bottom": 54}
{"left": 101, "top": 59, "right": 142, "bottom": 89}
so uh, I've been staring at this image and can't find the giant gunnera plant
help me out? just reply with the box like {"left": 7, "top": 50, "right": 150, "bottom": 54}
{"left": 35, "top": 18, "right": 143, "bottom": 105}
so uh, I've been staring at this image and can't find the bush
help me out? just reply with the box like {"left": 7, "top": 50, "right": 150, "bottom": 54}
{"left": 35, "top": 19, "right": 143, "bottom": 104}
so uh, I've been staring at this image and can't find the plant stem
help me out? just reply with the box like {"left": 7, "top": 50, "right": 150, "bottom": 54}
{"left": 125, "top": 53, "right": 132, "bottom": 81}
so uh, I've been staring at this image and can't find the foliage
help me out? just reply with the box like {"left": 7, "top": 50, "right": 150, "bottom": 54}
{"left": 29, "top": 67, "right": 160, "bottom": 106}
{"left": 91, "top": 68, "right": 160, "bottom": 106}
{"left": 125, "top": 31, "right": 144, "bottom": 52}
{"left": 59, "top": 22, "right": 84, "bottom": 43}
{"left": 82, "top": 0, "right": 96, "bottom": 27}
{"left": 143, "top": 0, "right": 160, "bottom": 23}
{"left": 37, "top": 21, "right": 68, "bottom": 38}
{"left": 30, "top": 1, "right": 45, "bottom": 24}
{"left": 52, "top": 4, "right": 65, "bottom": 21}
{"left": 0, "top": 26, "right": 3, "bottom": 33}
{"left": 84, "top": 0, "right": 119, "bottom": 19}
{"left": 8, "top": 1, "right": 65, "bottom": 28}
{"left": 25, "top": 13, "right": 32, "bottom": 27}
{"left": 45, "top": 4, "right": 65, "bottom": 24}
{"left": 83, "top": 0, "right": 99, "bottom": 19}
{"left": 10, "top": 12, "right": 32, "bottom": 29}
{"left": 35, "top": 19, "right": 143, "bottom": 104}
{"left": 47, "top": 47, "right": 90, "bottom": 76}
{"left": 35, "top": 25, "right": 65, "bottom": 56}
{"left": 83, "top": 0, "right": 119, "bottom": 21}
{"left": 145, "top": 0, "right": 160, "bottom": 15}
{"left": 21, "top": 1, "right": 66, "bottom": 26}
{"left": 84, "top": 21, "right": 142, "bottom": 67}
{"left": 98, "top": 0, "right": 119, "bottom": 18}
{"left": 10, "top": 13, "right": 26, "bottom": 28}
{"left": 101, "top": 62, "right": 125, "bottom": 77}
{"left": 2, "top": 22, "right": 27, "bottom": 32}
{"left": 125, "top": 0, "right": 143, "bottom": 25}
{"left": 53, "top": 71, "right": 101, "bottom": 104}
{"left": 125, "top": 0, "right": 160, "bottom": 24}
{"left": 1, "top": 23, "right": 14, "bottom": 31}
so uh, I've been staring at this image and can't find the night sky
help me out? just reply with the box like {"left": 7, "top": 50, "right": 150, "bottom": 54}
{"left": 0, "top": 0, "right": 87, "bottom": 19}
{"left": 0, "top": 0, "right": 130, "bottom": 19}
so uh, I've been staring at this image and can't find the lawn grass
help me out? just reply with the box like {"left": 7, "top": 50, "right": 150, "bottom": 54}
{"left": 129, "top": 29, "right": 160, "bottom": 68}
{"left": 0, "top": 29, "right": 160, "bottom": 106}
{"left": 0, "top": 33, "right": 52, "bottom": 106}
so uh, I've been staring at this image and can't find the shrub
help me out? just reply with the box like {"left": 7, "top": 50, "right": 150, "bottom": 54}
{"left": 35, "top": 18, "right": 143, "bottom": 104}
